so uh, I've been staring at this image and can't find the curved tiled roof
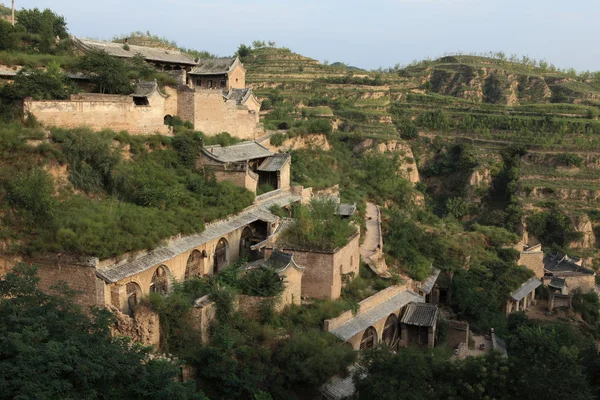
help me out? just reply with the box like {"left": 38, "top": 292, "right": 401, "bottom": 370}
{"left": 400, "top": 302, "right": 439, "bottom": 327}
{"left": 510, "top": 277, "right": 542, "bottom": 301}
{"left": 257, "top": 154, "right": 290, "bottom": 172}
{"left": 75, "top": 38, "right": 196, "bottom": 65}
{"left": 189, "top": 57, "right": 238, "bottom": 75}
{"left": 202, "top": 141, "right": 273, "bottom": 163}
{"left": 131, "top": 81, "right": 166, "bottom": 98}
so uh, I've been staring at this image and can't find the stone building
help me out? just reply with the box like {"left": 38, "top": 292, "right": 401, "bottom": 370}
{"left": 22, "top": 190, "right": 305, "bottom": 315}
{"left": 187, "top": 57, "right": 246, "bottom": 91}
{"left": 542, "top": 252, "right": 596, "bottom": 293}
{"left": 198, "top": 141, "right": 291, "bottom": 196}
{"left": 399, "top": 302, "right": 439, "bottom": 348}
{"left": 24, "top": 39, "right": 263, "bottom": 139}
{"left": 517, "top": 242, "right": 544, "bottom": 278}
{"left": 506, "top": 276, "right": 541, "bottom": 315}
{"left": 325, "top": 285, "right": 423, "bottom": 350}
{"left": 24, "top": 81, "right": 171, "bottom": 135}
{"left": 416, "top": 268, "right": 441, "bottom": 303}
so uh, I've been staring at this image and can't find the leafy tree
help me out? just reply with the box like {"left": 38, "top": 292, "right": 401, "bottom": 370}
{"left": 236, "top": 44, "right": 252, "bottom": 59}
{"left": 0, "top": 264, "right": 203, "bottom": 400}
{"left": 10, "top": 64, "right": 73, "bottom": 100}
{"left": 0, "top": 19, "right": 18, "bottom": 51}
{"left": 17, "top": 8, "right": 68, "bottom": 38}
{"left": 527, "top": 210, "right": 582, "bottom": 249}
{"left": 78, "top": 50, "right": 133, "bottom": 94}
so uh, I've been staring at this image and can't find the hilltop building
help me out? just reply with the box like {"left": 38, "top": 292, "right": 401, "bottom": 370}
{"left": 506, "top": 276, "right": 541, "bottom": 315}
{"left": 197, "top": 141, "right": 291, "bottom": 196}
{"left": 24, "top": 39, "right": 263, "bottom": 139}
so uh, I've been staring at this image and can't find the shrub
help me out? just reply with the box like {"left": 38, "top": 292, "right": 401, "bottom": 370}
{"left": 238, "top": 268, "right": 284, "bottom": 297}
{"left": 399, "top": 124, "right": 419, "bottom": 140}
{"left": 269, "top": 132, "right": 286, "bottom": 147}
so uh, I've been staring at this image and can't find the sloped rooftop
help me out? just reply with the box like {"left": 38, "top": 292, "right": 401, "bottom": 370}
{"left": 75, "top": 38, "right": 196, "bottom": 65}
{"left": 336, "top": 203, "right": 357, "bottom": 217}
{"left": 257, "top": 154, "right": 290, "bottom": 172}
{"left": 400, "top": 302, "right": 439, "bottom": 327}
{"left": 246, "top": 250, "right": 304, "bottom": 273}
{"left": 544, "top": 252, "right": 594, "bottom": 276}
{"left": 330, "top": 290, "right": 423, "bottom": 341}
{"left": 189, "top": 57, "right": 237, "bottom": 75}
{"left": 96, "top": 191, "right": 301, "bottom": 283}
{"left": 225, "top": 88, "right": 253, "bottom": 104}
{"left": 202, "top": 141, "right": 273, "bottom": 163}
{"left": 510, "top": 277, "right": 542, "bottom": 301}
{"left": 132, "top": 81, "right": 164, "bottom": 98}
{"left": 419, "top": 269, "right": 441, "bottom": 295}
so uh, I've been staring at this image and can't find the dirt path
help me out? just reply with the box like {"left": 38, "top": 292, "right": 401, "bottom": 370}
{"left": 361, "top": 202, "right": 389, "bottom": 277}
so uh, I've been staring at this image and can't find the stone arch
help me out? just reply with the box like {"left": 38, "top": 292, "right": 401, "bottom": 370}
{"left": 214, "top": 238, "right": 230, "bottom": 274}
{"left": 360, "top": 326, "right": 378, "bottom": 350}
{"left": 185, "top": 250, "right": 204, "bottom": 279}
{"left": 126, "top": 281, "right": 142, "bottom": 316}
{"left": 239, "top": 226, "right": 253, "bottom": 260}
{"left": 164, "top": 114, "right": 173, "bottom": 126}
{"left": 382, "top": 314, "right": 399, "bottom": 348}
{"left": 150, "top": 265, "right": 170, "bottom": 295}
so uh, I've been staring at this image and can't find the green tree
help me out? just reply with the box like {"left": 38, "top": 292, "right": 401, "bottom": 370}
{"left": 0, "top": 264, "right": 203, "bottom": 400}
{"left": 10, "top": 65, "right": 73, "bottom": 100}
{"left": 78, "top": 50, "right": 133, "bottom": 94}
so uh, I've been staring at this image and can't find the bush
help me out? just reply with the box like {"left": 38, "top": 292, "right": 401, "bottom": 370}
{"left": 238, "top": 268, "right": 284, "bottom": 297}
{"left": 269, "top": 133, "right": 286, "bottom": 147}
{"left": 399, "top": 124, "right": 419, "bottom": 140}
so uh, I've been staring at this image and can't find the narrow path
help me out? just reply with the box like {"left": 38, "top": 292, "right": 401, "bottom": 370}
{"left": 360, "top": 202, "right": 390, "bottom": 278}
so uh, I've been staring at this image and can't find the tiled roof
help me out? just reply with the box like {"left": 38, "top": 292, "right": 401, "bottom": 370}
{"left": 400, "top": 302, "right": 439, "bottom": 327}
{"left": 189, "top": 57, "right": 237, "bottom": 75}
{"left": 510, "top": 277, "right": 542, "bottom": 301}
{"left": 257, "top": 154, "right": 290, "bottom": 172}
{"left": 96, "top": 192, "right": 301, "bottom": 283}
{"left": 320, "top": 365, "right": 359, "bottom": 400}
{"left": 419, "top": 268, "right": 441, "bottom": 295}
{"left": 132, "top": 81, "right": 164, "bottom": 98}
{"left": 544, "top": 252, "right": 594, "bottom": 276}
{"left": 336, "top": 203, "right": 357, "bottom": 217}
{"left": 75, "top": 38, "right": 196, "bottom": 65}
{"left": 549, "top": 277, "right": 566, "bottom": 289}
{"left": 225, "top": 88, "right": 252, "bottom": 104}
{"left": 330, "top": 290, "right": 423, "bottom": 341}
{"left": 247, "top": 250, "right": 305, "bottom": 273}
{"left": 202, "top": 141, "right": 273, "bottom": 163}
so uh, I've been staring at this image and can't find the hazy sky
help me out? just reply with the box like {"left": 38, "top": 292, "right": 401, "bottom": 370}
{"left": 13, "top": 0, "right": 600, "bottom": 71}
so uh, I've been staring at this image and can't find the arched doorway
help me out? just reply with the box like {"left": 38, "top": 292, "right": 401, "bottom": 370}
{"left": 239, "top": 227, "right": 253, "bottom": 260}
{"left": 360, "top": 326, "right": 377, "bottom": 350}
{"left": 214, "top": 238, "right": 229, "bottom": 274}
{"left": 164, "top": 114, "right": 173, "bottom": 126}
{"left": 126, "top": 282, "right": 142, "bottom": 316}
{"left": 150, "top": 265, "right": 170, "bottom": 295}
{"left": 382, "top": 314, "right": 399, "bottom": 348}
{"left": 185, "top": 250, "right": 204, "bottom": 280}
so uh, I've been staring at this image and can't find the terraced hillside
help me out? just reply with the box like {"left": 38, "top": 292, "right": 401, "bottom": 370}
{"left": 244, "top": 47, "right": 600, "bottom": 261}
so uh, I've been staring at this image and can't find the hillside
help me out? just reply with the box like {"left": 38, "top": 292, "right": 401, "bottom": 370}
{"left": 244, "top": 47, "right": 600, "bottom": 262}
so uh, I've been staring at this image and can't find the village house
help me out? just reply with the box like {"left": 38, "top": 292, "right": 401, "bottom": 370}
{"left": 516, "top": 242, "right": 544, "bottom": 278}
{"left": 543, "top": 252, "right": 596, "bottom": 293}
{"left": 505, "top": 276, "right": 542, "bottom": 315}
{"left": 197, "top": 141, "right": 291, "bottom": 196}
{"left": 23, "top": 39, "right": 263, "bottom": 139}
{"left": 399, "top": 302, "right": 440, "bottom": 348}
{"left": 416, "top": 268, "right": 441, "bottom": 304}
{"left": 325, "top": 284, "right": 424, "bottom": 350}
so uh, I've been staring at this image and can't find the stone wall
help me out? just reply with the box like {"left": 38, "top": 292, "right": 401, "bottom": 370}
{"left": 30, "top": 257, "right": 103, "bottom": 310}
{"left": 190, "top": 295, "right": 217, "bottom": 344}
{"left": 279, "top": 261, "right": 303, "bottom": 306}
{"left": 518, "top": 249, "right": 544, "bottom": 278}
{"left": 228, "top": 64, "right": 246, "bottom": 90}
{"left": 191, "top": 90, "right": 260, "bottom": 139}
{"left": 278, "top": 162, "right": 291, "bottom": 190}
{"left": 446, "top": 320, "right": 469, "bottom": 349}
{"left": 24, "top": 92, "right": 170, "bottom": 135}
{"left": 265, "top": 233, "right": 359, "bottom": 300}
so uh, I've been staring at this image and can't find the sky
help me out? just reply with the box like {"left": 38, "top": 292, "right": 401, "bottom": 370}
{"left": 12, "top": 0, "right": 600, "bottom": 71}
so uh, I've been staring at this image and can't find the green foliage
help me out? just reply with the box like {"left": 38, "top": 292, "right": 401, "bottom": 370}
{"left": 269, "top": 132, "right": 286, "bottom": 146}
{"left": 572, "top": 290, "right": 600, "bottom": 325}
{"left": 279, "top": 198, "right": 356, "bottom": 251}
{"left": 527, "top": 210, "right": 582, "bottom": 249}
{"left": 555, "top": 152, "right": 584, "bottom": 167}
{"left": 399, "top": 123, "right": 419, "bottom": 140}
{"left": 77, "top": 50, "right": 133, "bottom": 94}
{"left": 238, "top": 268, "right": 284, "bottom": 297}
{"left": 0, "top": 264, "right": 202, "bottom": 399}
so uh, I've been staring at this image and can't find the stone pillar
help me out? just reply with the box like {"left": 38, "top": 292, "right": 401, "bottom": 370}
{"left": 111, "top": 284, "right": 128, "bottom": 314}
{"left": 400, "top": 323, "right": 408, "bottom": 347}
{"left": 428, "top": 326, "right": 435, "bottom": 348}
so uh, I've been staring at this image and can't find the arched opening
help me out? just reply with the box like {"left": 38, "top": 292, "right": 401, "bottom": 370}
{"left": 185, "top": 250, "right": 204, "bottom": 279}
{"left": 126, "top": 282, "right": 142, "bottom": 316}
{"left": 239, "top": 227, "right": 253, "bottom": 260}
{"left": 382, "top": 314, "right": 399, "bottom": 348}
{"left": 150, "top": 265, "right": 170, "bottom": 295}
{"left": 360, "top": 326, "right": 377, "bottom": 350}
{"left": 277, "top": 122, "right": 289, "bottom": 130}
{"left": 214, "top": 238, "right": 229, "bottom": 274}
{"left": 164, "top": 114, "right": 173, "bottom": 126}
{"left": 207, "top": 80, "right": 213, "bottom": 89}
